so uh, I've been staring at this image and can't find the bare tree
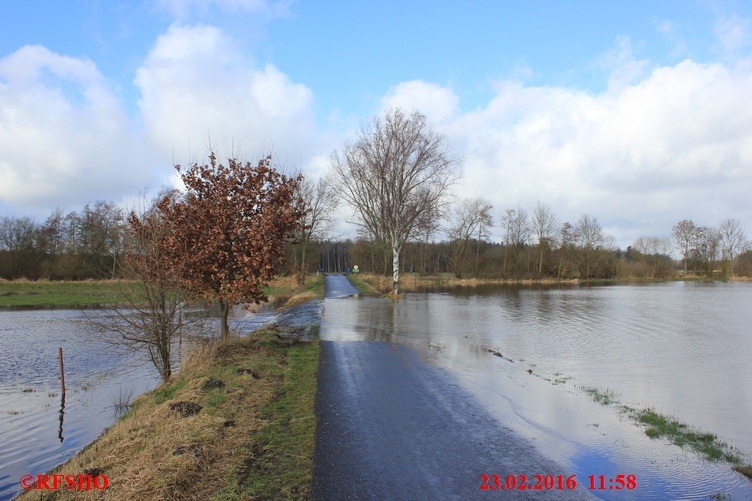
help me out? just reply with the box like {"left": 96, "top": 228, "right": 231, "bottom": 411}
{"left": 0, "top": 216, "right": 40, "bottom": 279}
{"left": 719, "top": 217, "right": 748, "bottom": 277}
{"left": 448, "top": 198, "right": 493, "bottom": 278}
{"left": 531, "top": 200, "right": 559, "bottom": 275}
{"left": 632, "top": 236, "right": 674, "bottom": 278}
{"left": 672, "top": 219, "right": 699, "bottom": 276}
{"left": 574, "top": 214, "right": 605, "bottom": 279}
{"left": 558, "top": 221, "right": 575, "bottom": 279}
{"left": 289, "top": 174, "right": 338, "bottom": 285}
{"left": 330, "top": 108, "right": 460, "bottom": 294}
{"left": 85, "top": 191, "right": 186, "bottom": 381}
{"left": 694, "top": 226, "right": 722, "bottom": 277}
{"left": 500, "top": 207, "right": 530, "bottom": 277}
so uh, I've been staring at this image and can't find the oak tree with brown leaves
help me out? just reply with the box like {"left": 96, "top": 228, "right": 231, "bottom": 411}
{"left": 160, "top": 153, "right": 304, "bottom": 340}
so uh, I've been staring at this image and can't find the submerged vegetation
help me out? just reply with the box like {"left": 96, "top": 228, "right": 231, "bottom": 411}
{"left": 575, "top": 384, "right": 752, "bottom": 480}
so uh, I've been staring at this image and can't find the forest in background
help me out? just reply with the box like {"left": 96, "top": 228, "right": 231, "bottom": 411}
{"left": 2, "top": 198, "right": 751, "bottom": 283}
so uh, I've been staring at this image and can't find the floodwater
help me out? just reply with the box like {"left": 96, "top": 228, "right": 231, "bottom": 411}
{"left": 321, "top": 281, "right": 752, "bottom": 500}
{"left": 0, "top": 305, "right": 278, "bottom": 501}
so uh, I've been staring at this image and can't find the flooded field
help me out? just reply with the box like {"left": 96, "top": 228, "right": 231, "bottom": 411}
{"left": 0, "top": 306, "right": 278, "bottom": 501}
{"left": 321, "top": 281, "right": 752, "bottom": 500}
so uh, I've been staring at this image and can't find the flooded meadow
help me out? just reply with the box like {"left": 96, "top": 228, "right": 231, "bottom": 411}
{"left": 321, "top": 281, "right": 752, "bottom": 499}
{"left": 0, "top": 306, "right": 278, "bottom": 501}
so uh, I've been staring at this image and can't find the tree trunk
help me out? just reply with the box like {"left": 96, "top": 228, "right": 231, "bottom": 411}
{"left": 392, "top": 244, "right": 401, "bottom": 294}
{"left": 219, "top": 297, "right": 231, "bottom": 340}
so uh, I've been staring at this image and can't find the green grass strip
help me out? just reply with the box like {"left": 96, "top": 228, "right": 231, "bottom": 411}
{"left": 221, "top": 337, "right": 320, "bottom": 499}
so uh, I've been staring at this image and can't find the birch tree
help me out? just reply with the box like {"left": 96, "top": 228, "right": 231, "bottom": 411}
{"left": 330, "top": 108, "right": 460, "bottom": 294}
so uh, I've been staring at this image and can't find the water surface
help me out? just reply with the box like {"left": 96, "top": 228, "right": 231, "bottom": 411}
{"left": 0, "top": 305, "right": 277, "bottom": 501}
{"left": 321, "top": 281, "right": 752, "bottom": 500}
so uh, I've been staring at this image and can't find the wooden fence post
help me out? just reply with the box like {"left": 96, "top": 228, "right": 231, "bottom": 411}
{"left": 58, "top": 347, "right": 65, "bottom": 395}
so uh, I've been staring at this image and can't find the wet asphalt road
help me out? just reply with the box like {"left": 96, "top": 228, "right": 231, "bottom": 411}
{"left": 312, "top": 276, "right": 596, "bottom": 500}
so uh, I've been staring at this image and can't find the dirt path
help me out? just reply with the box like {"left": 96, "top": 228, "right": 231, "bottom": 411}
{"left": 312, "top": 275, "right": 596, "bottom": 500}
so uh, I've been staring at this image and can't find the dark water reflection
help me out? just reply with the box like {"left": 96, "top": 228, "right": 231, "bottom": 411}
{"left": 321, "top": 281, "right": 752, "bottom": 500}
{"left": 0, "top": 304, "right": 278, "bottom": 501}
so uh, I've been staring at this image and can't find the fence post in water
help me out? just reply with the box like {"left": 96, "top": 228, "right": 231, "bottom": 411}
{"left": 58, "top": 347, "right": 65, "bottom": 395}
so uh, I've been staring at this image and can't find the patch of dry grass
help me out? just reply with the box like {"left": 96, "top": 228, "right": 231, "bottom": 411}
{"left": 19, "top": 326, "right": 319, "bottom": 500}
{"left": 349, "top": 272, "right": 574, "bottom": 294}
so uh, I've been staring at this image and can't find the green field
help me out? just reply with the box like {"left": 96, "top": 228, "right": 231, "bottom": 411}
{"left": 0, "top": 280, "right": 137, "bottom": 307}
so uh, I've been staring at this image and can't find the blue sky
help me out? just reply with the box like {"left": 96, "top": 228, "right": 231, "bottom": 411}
{"left": 1, "top": 0, "right": 751, "bottom": 248}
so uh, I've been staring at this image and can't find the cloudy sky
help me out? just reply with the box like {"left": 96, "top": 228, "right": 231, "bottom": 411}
{"left": 1, "top": 0, "right": 751, "bottom": 249}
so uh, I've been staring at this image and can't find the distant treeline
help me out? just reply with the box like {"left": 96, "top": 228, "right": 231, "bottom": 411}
{"left": 2, "top": 200, "right": 751, "bottom": 281}
{"left": 313, "top": 236, "right": 752, "bottom": 280}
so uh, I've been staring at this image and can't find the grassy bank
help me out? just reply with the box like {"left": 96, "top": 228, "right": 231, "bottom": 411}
{"left": 19, "top": 325, "right": 320, "bottom": 500}
{"left": 348, "top": 272, "right": 581, "bottom": 294}
{"left": 345, "top": 272, "right": 744, "bottom": 294}
{"left": 344, "top": 273, "right": 378, "bottom": 294}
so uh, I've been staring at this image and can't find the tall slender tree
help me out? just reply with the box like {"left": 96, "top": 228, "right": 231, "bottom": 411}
{"left": 330, "top": 108, "right": 460, "bottom": 294}
{"left": 531, "top": 200, "right": 559, "bottom": 275}
{"left": 448, "top": 198, "right": 493, "bottom": 278}
{"left": 672, "top": 219, "right": 699, "bottom": 276}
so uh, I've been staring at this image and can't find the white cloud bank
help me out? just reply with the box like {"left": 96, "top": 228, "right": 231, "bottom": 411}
{"left": 380, "top": 60, "right": 752, "bottom": 247}
{"left": 0, "top": 45, "right": 148, "bottom": 213}
{"left": 0, "top": 24, "right": 318, "bottom": 216}
{"left": 135, "top": 23, "right": 316, "bottom": 169}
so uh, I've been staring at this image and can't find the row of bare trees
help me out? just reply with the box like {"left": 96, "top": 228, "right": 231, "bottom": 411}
{"left": 324, "top": 108, "right": 751, "bottom": 287}
{"left": 672, "top": 218, "right": 749, "bottom": 277}
{"left": 0, "top": 201, "right": 124, "bottom": 280}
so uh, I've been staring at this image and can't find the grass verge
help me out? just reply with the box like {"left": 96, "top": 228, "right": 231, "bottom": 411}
{"left": 345, "top": 273, "right": 378, "bottom": 294}
{"left": 19, "top": 325, "right": 320, "bottom": 500}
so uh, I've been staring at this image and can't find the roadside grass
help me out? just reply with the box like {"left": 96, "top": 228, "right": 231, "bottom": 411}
{"left": 345, "top": 273, "right": 378, "bottom": 294}
{"left": 575, "top": 384, "right": 752, "bottom": 480}
{"left": 18, "top": 325, "right": 320, "bottom": 500}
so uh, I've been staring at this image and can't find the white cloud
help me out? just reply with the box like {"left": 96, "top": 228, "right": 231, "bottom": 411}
{"left": 381, "top": 81, "right": 460, "bottom": 124}
{"left": 155, "top": 0, "right": 291, "bottom": 20}
{"left": 714, "top": 15, "right": 752, "bottom": 57}
{"left": 597, "top": 37, "right": 651, "bottom": 93}
{"left": 383, "top": 59, "right": 752, "bottom": 248}
{"left": 135, "top": 23, "right": 316, "bottom": 168}
{"left": 0, "top": 45, "right": 150, "bottom": 215}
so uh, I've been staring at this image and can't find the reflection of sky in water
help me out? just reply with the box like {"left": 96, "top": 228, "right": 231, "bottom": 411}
{"left": 321, "top": 282, "right": 752, "bottom": 500}
{"left": 0, "top": 305, "right": 278, "bottom": 501}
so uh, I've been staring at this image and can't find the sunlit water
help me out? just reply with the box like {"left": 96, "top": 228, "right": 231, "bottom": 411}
{"left": 0, "top": 306, "right": 278, "bottom": 501}
{"left": 321, "top": 281, "right": 752, "bottom": 500}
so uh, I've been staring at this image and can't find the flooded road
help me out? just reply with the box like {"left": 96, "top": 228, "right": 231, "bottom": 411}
{"left": 315, "top": 277, "right": 752, "bottom": 500}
